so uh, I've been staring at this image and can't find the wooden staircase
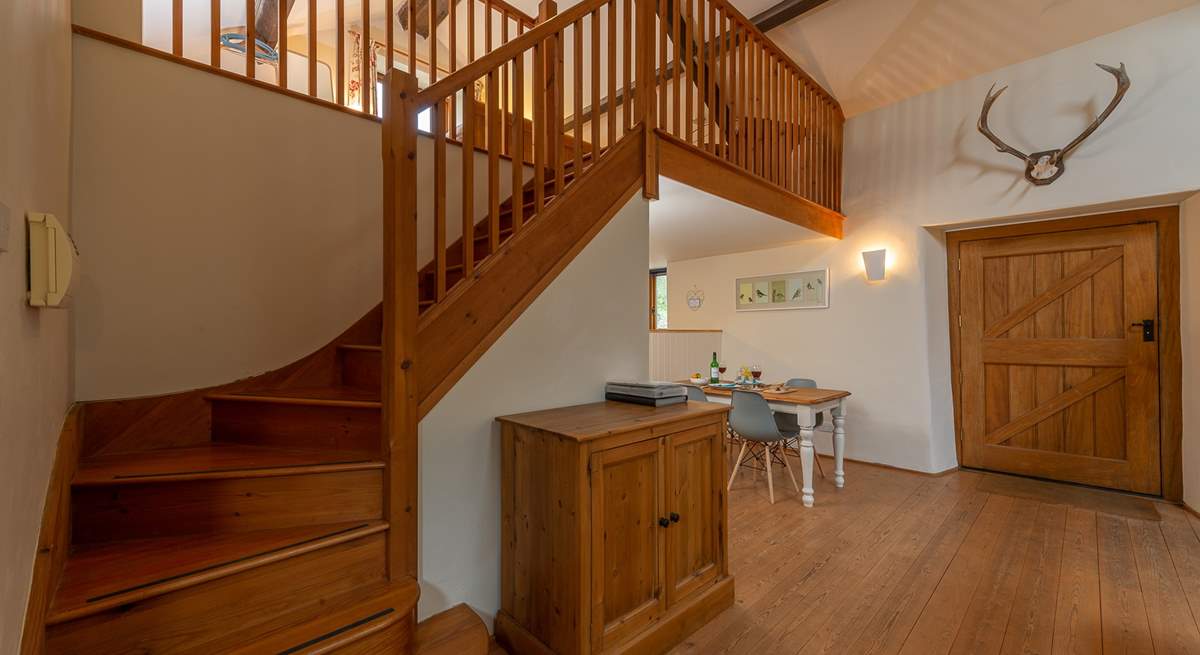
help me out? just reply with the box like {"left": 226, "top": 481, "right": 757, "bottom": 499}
{"left": 28, "top": 304, "right": 492, "bottom": 653}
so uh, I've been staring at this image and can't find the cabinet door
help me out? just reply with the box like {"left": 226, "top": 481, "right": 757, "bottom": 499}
{"left": 665, "top": 423, "right": 722, "bottom": 606}
{"left": 590, "top": 439, "right": 666, "bottom": 652}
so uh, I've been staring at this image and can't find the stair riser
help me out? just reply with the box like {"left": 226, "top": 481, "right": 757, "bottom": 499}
{"left": 46, "top": 533, "right": 387, "bottom": 655}
{"left": 339, "top": 349, "right": 381, "bottom": 391}
{"left": 211, "top": 399, "right": 380, "bottom": 453}
{"left": 71, "top": 469, "right": 383, "bottom": 543}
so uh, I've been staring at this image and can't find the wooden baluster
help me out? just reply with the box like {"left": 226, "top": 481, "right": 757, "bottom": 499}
{"left": 696, "top": 0, "right": 705, "bottom": 151}
{"left": 246, "top": 0, "right": 256, "bottom": 77}
{"left": 836, "top": 111, "right": 843, "bottom": 211}
{"left": 511, "top": 54, "right": 525, "bottom": 231}
{"left": 501, "top": 17, "right": 509, "bottom": 153}
{"left": 739, "top": 26, "right": 748, "bottom": 169}
{"left": 278, "top": 0, "right": 288, "bottom": 89}
{"left": 658, "top": 0, "right": 667, "bottom": 133}
{"left": 700, "top": 0, "right": 710, "bottom": 151}
{"left": 468, "top": 0, "right": 476, "bottom": 70}
{"left": 638, "top": 0, "right": 658, "bottom": 198}
{"left": 433, "top": 101, "right": 447, "bottom": 299}
{"left": 488, "top": 69, "right": 501, "bottom": 254}
{"left": 365, "top": 0, "right": 373, "bottom": 111}
{"left": 683, "top": 0, "right": 692, "bottom": 145}
{"left": 429, "top": 0, "right": 437, "bottom": 85}
{"left": 826, "top": 100, "right": 833, "bottom": 208}
{"left": 606, "top": 1, "right": 616, "bottom": 148}
{"left": 462, "top": 87, "right": 475, "bottom": 279}
{"left": 533, "top": 42, "right": 546, "bottom": 214}
{"left": 485, "top": 0, "right": 493, "bottom": 53}
{"left": 556, "top": 28, "right": 566, "bottom": 194}
{"left": 671, "top": 0, "right": 680, "bottom": 138}
{"left": 448, "top": 0, "right": 456, "bottom": 124}
{"left": 622, "top": 0, "right": 632, "bottom": 135}
{"left": 388, "top": 0, "right": 395, "bottom": 79}
{"left": 573, "top": 20, "right": 583, "bottom": 176}
{"left": 772, "top": 57, "right": 780, "bottom": 184}
{"left": 787, "top": 71, "right": 795, "bottom": 193}
{"left": 173, "top": 0, "right": 184, "bottom": 56}
{"left": 381, "top": 71, "right": 419, "bottom": 582}
{"left": 590, "top": 9, "right": 600, "bottom": 164}
{"left": 211, "top": 0, "right": 220, "bottom": 66}
{"left": 710, "top": 5, "right": 720, "bottom": 157}
{"left": 409, "top": 0, "right": 417, "bottom": 76}
{"left": 733, "top": 23, "right": 741, "bottom": 167}
{"left": 337, "top": 0, "right": 345, "bottom": 104}
{"left": 309, "top": 0, "right": 317, "bottom": 95}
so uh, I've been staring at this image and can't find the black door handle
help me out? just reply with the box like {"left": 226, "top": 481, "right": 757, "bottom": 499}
{"left": 658, "top": 517, "right": 670, "bottom": 528}
{"left": 1131, "top": 319, "right": 1155, "bottom": 342}
{"left": 670, "top": 512, "right": 680, "bottom": 523}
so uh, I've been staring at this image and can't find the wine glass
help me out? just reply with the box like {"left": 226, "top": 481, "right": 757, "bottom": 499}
{"left": 750, "top": 365, "right": 762, "bottom": 383}
{"left": 718, "top": 364, "right": 727, "bottom": 380}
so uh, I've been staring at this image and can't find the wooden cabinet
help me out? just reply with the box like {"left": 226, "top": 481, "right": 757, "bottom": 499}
{"left": 496, "top": 402, "right": 734, "bottom": 655}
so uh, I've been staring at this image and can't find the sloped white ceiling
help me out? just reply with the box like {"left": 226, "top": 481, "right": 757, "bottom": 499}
{"left": 756, "top": 0, "right": 1198, "bottom": 116}
{"left": 649, "top": 178, "right": 826, "bottom": 267}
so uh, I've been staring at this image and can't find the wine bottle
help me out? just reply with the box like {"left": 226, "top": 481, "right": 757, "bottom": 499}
{"left": 710, "top": 352, "right": 720, "bottom": 384}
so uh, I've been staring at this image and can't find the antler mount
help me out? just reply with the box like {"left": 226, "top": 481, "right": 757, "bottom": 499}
{"left": 977, "top": 63, "right": 1130, "bottom": 186}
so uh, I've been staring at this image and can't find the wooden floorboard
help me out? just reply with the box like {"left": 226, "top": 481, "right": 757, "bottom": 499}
{"left": 668, "top": 463, "right": 1198, "bottom": 655}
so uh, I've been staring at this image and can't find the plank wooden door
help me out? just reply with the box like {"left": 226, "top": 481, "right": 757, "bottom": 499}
{"left": 664, "top": 425, "right": 720, "bottom": 607}
{"left": 589, "top": 439, "right": 666, "bottom": 652}
{"left": 957, "top": 223, "right": 1161, "bottom": 493}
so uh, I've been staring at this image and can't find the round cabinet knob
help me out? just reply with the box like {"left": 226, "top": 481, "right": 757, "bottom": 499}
{"left": 658, "top": 517, "right": 670, "bottom": 528}
{"left": 670, "top": 513, "right": 680, "bottom": 523}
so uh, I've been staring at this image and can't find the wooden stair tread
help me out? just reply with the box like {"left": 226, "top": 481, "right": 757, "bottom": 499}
{"left": 208, "top": 386, "right": 382, "bottom": 407}
{"left": 48, "top": 520, "right": 389, "bottom": 624}
{"left": 218, "top": 577, "right": 419, "bottom": 654}
{"left": 415, "top": 604, "right": 490, "bottom": 655}
{"left": 74, "top": 443, "right": 382, "bottom": 486}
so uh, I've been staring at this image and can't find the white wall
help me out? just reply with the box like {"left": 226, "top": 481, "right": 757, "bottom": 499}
{"left": 1182, "top": 192, "right": 1200, "bottom": 508}
{"left": 71, "top": 34, "right": 526, "bottom": 400}
{"left": 0, "top": 0, "right": 73, "bottom": 649}
{"left": 417, "top": 193, "right": 649, "bottom": 625}
{"left": 667, "top": 6, "right": 1200, "bottom": 473}
{"left": 649, "top": 330, "right": 723, "bottom": 382}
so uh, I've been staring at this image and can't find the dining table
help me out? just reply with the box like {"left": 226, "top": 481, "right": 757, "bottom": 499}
{"left": 687, "top": 382, "right": 851, "bottom": 507}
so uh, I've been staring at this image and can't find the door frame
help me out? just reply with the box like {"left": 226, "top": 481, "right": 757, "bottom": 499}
{"left": 946, "top": 206, "right": 1182, "bottom": 499}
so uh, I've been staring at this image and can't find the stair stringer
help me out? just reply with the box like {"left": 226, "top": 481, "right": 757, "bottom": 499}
{"left": 413, "top": 128, "right": 646, "bottom": 417}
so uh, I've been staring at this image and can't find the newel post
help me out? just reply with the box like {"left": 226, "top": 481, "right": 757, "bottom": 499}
{"left": 637, "top": 0, "right": 659, "bottom": 198}
{"left": 382, "top": 71, "right": 420, "bottom": 581}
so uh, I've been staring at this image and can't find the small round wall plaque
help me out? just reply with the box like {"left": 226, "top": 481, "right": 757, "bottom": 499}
{"left": 686, "top": 286, "right": 704, "bottom": 311}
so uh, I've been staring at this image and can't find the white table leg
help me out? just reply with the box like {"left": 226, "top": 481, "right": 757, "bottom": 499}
{"left": 833, "top": 401, "right": 846, "bottom": 488}
{"left": 799, "top": 425, "right": 815, "bottom": 507}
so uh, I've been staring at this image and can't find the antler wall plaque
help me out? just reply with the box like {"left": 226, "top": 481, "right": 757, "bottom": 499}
{"left": 978, "top": 63, "right": 1130, "bottom": 186}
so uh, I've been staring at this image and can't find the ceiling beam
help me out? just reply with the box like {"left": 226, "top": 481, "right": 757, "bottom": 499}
{"left": 750, "top": 0, "right": 834, "bottom": 32}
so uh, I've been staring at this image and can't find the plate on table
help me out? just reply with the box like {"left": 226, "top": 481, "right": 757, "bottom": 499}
{"left": 708, "top": 382, "right": 737, "bottom": 389}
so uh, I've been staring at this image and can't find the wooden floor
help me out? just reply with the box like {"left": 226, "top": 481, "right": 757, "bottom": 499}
{"left": 671, "top": 459, "right": 1200, "bottom": 655}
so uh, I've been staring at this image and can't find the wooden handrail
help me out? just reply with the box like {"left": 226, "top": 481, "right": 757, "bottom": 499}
{"left": 415, "top": 0, "right": 610, "bottom": 108}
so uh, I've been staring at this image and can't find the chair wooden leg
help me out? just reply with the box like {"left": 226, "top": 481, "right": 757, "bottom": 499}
{"left": 727, "top": 441, "right": 749, "bottom": 491}
{"left": 780, "top": 445, "right": 801, "bottom": 495}
{"left": 765, "top": 443, "right": 775, "bottom": 505}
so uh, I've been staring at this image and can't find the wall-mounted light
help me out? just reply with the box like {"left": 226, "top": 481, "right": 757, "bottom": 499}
{"left": 862, "top": 249, "right": 887, "bottom": 282}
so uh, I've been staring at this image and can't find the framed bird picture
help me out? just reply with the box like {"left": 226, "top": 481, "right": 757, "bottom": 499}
{"left": 735, "top": 268, "right": 828, "bottom": 311}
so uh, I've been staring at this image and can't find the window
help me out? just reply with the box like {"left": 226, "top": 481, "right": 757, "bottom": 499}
{"left": 650, "top": 268, "right": 668, "bottom": 329}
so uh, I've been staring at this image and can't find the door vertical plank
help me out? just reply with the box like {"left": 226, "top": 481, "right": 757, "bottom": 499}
{"left": 1033, "top": 253, "right": 1065, "bottom": 452}
{"left": 1128, "top": 517, "right": 1200, "bottom": 653}
{"left": 998, "top": 503, "right": 1066, "bottom": 655}
{"left": 1062, "top": 249, "right": 1096, "bottom": 456}
{"left": 1006, "top": 254, "right": 1036, "bottom": 449}
{"left": 983, "top": 258, "right": 1010, "bottom": 439}
{"left": 1097, "top": 513, "right": 1154, "bottom": 655}
{"left": 1052, "top": 508, "right": 1102, "bottom": 655}
{"left": 1092, "top": 252, "right": 1126, "bottom": 459}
